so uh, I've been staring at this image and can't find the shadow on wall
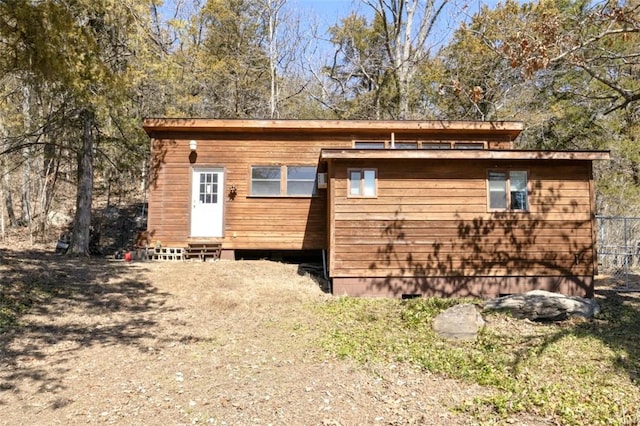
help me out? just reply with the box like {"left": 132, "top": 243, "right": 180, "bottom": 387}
{"left": 302, "top": 188, "right": 329, "bottom": 250}
{"left": 147, "top": 139, "right": 175, "bottom": 191}
{"left": 364, "top": 180, "right": 592, "bottom": 297}
{"left": 145, "top": 118, "right": 210, "bottom": 190}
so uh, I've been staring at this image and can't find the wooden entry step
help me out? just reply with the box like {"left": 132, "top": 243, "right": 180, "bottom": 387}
{"left": 184, "top": 243, "right": 222, "bottom": 261}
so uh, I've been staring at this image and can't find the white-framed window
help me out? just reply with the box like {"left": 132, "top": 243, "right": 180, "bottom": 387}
{"left": 488, "top": 170, "right": 528, "bottom": 211}
{"left": 287, "top": 166, "right": 317, "bottom": 196}
{"left": 349, "top": 168, "right": 377, "bottom": 197}
{"left": 251, "top": 166, "right": 281, "bottom": 196}
{"left": 250, "top": 165, "right": 317, "bottom": 196}
{"left": 198, "top": 171, "right": 219, "bottom": 203}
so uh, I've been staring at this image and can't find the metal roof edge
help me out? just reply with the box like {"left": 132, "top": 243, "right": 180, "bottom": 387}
{"left": 142, "top": 118, "right": 525, "bottom": 134}
{"left": 319, "top": 149, "right": 610, "bottom": 161}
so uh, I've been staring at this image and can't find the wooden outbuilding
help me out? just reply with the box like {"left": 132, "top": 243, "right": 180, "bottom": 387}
{"left": 143, "top": 119, "right": 609, "bottom": 298}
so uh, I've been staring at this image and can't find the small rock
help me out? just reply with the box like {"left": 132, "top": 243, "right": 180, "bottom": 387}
{"left": 432, "top": 304, "right": 485, "bottom": 341}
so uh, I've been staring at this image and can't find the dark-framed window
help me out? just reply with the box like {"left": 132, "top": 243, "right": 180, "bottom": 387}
{"left": 250, "top": 165, "right": 317, "bottom": 196}
{"left": 348, "top": 168, "right": 377, "bottom": 197}
{"left": 394, "top": 142, "right": 418, "bottom": 149}
{"left": 354, "top": 141, "right": 386, "bottom": 149}
{"left": 488, "top": 170, "right": 528, "bottom": 211}
{"left": 353, "top": 140, "right": 488, "bottom": 150}
{"left": 421, "top": 142, "right": 452, "bottom": 150}
{"left": 455, "top": 142, "right": 485, "bottom": 150}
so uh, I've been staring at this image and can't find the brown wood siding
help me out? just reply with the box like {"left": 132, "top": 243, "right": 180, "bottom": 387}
{"left": 332, "top": 276, "right": 593, "bottom": 298}
{"left": 149, "top": 135, "right": 352, "bottom": 249}
{"left": 328, "top": 158, "right": 595, "bottom": 297}
{"left": 147, "top": 153, "right": 191, "bottom": 246}
{"left": 147, "top": 127, "right": 521, "bottom": 250}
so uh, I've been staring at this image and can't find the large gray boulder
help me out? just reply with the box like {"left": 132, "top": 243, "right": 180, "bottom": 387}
{"left": 432, "top": 303, "right": 486, "bottom": 340}
{"left": 483, "top": 290, "right": 600, "bottom": 321}
{"left": 47, "top": 210, "right": 73, "bottom": 227}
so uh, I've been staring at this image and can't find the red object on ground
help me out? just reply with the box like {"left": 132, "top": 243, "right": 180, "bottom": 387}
{"left": 124, "top": 252, "right": 132, "bottom": 262}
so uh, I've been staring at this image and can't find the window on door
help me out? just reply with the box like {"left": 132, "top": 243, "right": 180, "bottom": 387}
{"left": 198, "top": 172, "right": 219, "bottom": 204}
{"left": 488, "top": 170, "right": 528, "bottom": 211}
{"left": 349, "top": 168, "right": 377, "bottom": 197}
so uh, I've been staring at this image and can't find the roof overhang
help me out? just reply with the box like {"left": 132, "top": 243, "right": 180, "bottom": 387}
{"left": 320, "top": 149, "right": 610, "bottom": 161}
{"left": 143, "top": 118, "right": 524, "bottom": 141}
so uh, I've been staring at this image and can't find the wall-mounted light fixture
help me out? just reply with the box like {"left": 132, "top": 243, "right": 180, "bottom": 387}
{"left": 189, "top": 140, "right": 197, "bottom": 151}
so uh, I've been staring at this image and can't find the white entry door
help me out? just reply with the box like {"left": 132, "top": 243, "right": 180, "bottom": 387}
{"left": 190, "top": 168, "right": 224, "bottom": 237}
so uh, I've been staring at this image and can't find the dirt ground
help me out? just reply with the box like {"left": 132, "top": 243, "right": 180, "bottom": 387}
{"left": 0, "top": 248, "right": 548, "bottom": 426}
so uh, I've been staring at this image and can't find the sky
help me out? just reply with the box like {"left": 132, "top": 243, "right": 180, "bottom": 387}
{"left": 159, "top": 0, "right": 502, "bottom": 60}
{"left": 286, "top": 0, "right": 498, "bottom": 48}
{"left": 290, "top": 0, "right": 500, "bottom": 17}
{"left": 287, "top": 0, "right": 365, "bottom": 41}
{"left": 290, "top": 0, "right": 351, "bottom": 18}
{"left": 282, "top": 0, "right": 499, "bottom": 61}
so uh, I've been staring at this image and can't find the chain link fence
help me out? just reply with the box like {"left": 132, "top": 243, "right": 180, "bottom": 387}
{"left": 596, "top": 216, "right": 640, "bottom": 290}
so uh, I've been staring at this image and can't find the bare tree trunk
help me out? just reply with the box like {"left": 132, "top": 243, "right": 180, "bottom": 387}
{"left": 0, "top": 122, "right": 18, "bottom": 227}
{"left": 365, "top": 0, "right": 449, "bottom": 119}
{"left": 68, "top": 109, "right": 94, "bottom": 256}
{"left": 36, "top": 132, "right": 59, "bottom": 238}
{"left": 264, "top": 0, "right": 286, "bottom": 118}
{"left": 20, "top": 85, "right": 32, "bottom": 227}
{"left": 139, "top": 159, "right": 146, "bottom": 194}
{"left": 0, "top": 184, "right": 4, "bottom": 240}
{"left": 1, "top": 160, "right": 17, "bottom": 227}
{"left": 268, "top": 5, "right": 278, "bottom": 118}
{"left": 20, "top": 147, "right": 32, "bottom": 226}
